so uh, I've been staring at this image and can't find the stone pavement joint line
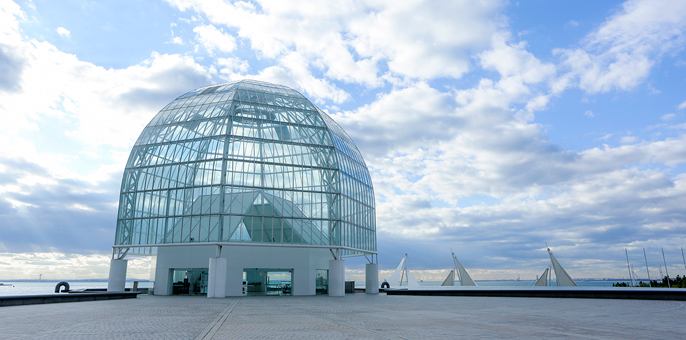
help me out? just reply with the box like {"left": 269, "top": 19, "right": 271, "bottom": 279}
{"left": 195, "top": 299, "right": 239, "bottom": 340}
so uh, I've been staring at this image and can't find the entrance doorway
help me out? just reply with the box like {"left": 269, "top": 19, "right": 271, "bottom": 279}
{"left": 316, "top": 269, "right": 329, "bottom": 294}
{"left": 170, "top": 268, "right": 208, "bottom": 295}
{"left": 243, "top": 268, "right": 292, "bottom": 296}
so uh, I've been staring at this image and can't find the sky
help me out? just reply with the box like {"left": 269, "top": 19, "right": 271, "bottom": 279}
{"left": 1, "top": 0, "right": 686, "bottom": 282}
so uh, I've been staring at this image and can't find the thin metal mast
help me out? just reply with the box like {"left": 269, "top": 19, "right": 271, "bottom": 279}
{"left": 450, "top": 247, "right": 460, "bottom": 282}
{"left": 643, "top": 248, "right": 651, "bottom": 285}
{"left": 662, "top": 248, "right": 670, "bottom": 288}
{"left": 625, "top": 248, "right": 633, "bottom": 286}
{"left": 681, "top": 247, "right": 686, "bottom": 272}
{"left": 548, "top": 264, "right": 552, "bottom": 286}
{"left": 400, "top": 253, "right": 408, "bottom": 286}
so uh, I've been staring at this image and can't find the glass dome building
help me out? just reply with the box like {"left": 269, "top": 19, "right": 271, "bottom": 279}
{"left": 108, "top": 80, "right": 377, "bottom": 297}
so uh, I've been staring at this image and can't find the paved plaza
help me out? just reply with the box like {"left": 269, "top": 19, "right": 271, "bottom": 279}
{"left": 1, "top": 293, "right": 685, "bottom": 339}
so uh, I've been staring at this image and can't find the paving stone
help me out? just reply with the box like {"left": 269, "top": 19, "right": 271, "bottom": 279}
{"left": 0, "top": 294, "right": 684, "bottom": 339}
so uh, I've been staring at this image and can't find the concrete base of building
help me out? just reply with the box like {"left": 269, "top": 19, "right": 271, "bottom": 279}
{"left": 365, "top": 263, "right": 379, "bottom": 294}
{"left": 107, "top": 259, "right": 127, "bottom": 292}
{"left": 328, "top": 260, "right": 345, "bottom": 297}
{"left": 152, "top": 245, "right": 340, "bottom": 297}
{"left": 207, "top": 257, "right": 227, "bottom": 298}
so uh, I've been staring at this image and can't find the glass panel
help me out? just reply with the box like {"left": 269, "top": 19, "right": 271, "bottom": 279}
{"left": 316, "top": 269, "right": 328, "bottom": 295}
{"left": 243, "top": 268, "right": 292, "bottom": 296}
{"left": 117, "top": 80, "right": 375, "bottom": 251}
{"left": 199, "top": 216, "right": 210, "bottom": 242}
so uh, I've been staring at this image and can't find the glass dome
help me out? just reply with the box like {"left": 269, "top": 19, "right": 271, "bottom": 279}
{"left": 114, "top": 80, "right": 375, "bottom": 256}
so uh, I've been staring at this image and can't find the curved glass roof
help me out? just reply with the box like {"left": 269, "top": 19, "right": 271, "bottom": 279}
{"left": 115, "top": 80, "right": 375, "bottom": 256}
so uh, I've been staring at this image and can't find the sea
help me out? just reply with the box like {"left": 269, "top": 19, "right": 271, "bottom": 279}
{"left": 0, "top": 281, "right": 153, "bottom": 297}
{"left": 356, "top": 279, "right": 646, "bottom": 289}
{"left": 0, "top": 279, "right": 637, "bottom": 296}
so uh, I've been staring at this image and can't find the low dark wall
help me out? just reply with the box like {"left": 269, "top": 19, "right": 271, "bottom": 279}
{"left": 0, "top": 292, "right": 140, "bottom": 307}
{"left": 70, "top": 288, "right": 149, "bottom": 294}
{"left": 383, "top": 288, "right": 686, "bottom": 301}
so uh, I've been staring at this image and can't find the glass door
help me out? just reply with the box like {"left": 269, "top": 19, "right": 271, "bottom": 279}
{"left": 243, "top": 268, "right": 292, "bottom": 296}
{"left": 170, "top": 268, "right": 208, "bottom": 295}
{"left": 316, "top": 269, "right": 328, "bottom": 294}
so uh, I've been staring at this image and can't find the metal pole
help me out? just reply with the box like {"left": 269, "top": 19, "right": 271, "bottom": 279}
{"left": 452, "top": 251, "right": 461, "bottom": 282}
{"left": 662, "top": 247, "right": 670, "bottom": 288}
{"left": 682, "top": 247, "right": 686, "bottom": 272}
{"left": 625, "top": 248, "right": 633, "bottom": 287}
{"left": 400, "top": 253, "right": 407, "bottom": 286}
{"left": 643, "top": 248, "right": 651, "bottom": 286}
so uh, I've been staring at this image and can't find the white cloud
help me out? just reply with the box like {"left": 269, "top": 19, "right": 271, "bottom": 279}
{"left": 584, "top": 110, "right": 595, "bottom": 118}
{"left": 0, "top": 252, "right": 151, "bottom": 280}
{"left": 0, "top": 3, "right": 213, "bottom": 159}
{"left": 331, "top": 60, "right": 686, "bottom": 271}
{"left": 661, "top": 113, "right": 675, "bottom": 121}
{"left": 475, "top": 34, "right": 557, "bottom": 123}
{"left": 217, "top": 57, "right": 249, "bottom": 77}
{"left": 2, "top": 45, "right": 211, "bottom": 151}
{"left": 218, "top": 52, "right": 351, "bottom": 104}
{"left": 169, "top": 36, "right": 183, "bottom": 45}
{"left": 620, "top": 135, "right": 638, "bottom": 144}
{"left": 167, "top": 0, "right": 505, "bottom": 88}
{"left": 678, "top": 100, "right": 686, "bottom": 110}
{"left": 0, "top": 3, "right": 215, "bottom": 255}
{"left": 338, "top": 77, "right": 570, "bottom": 202}
{"left": 367, "top": 131, "right": 686, "bottom": 274}
{"left": 0, "top": 1, "right": 26, "bottom": 93}
{"left": 348, "top": 0, "right": 503, "bottom": 80}
{"left": 192, "top": 24, "right": 236, "bottom": 55}
{"left": 334, "top": 82, "right": 457, "bottom": 157}
{"left": 480, "top": 34, "right": 556, "bottom": 85}
{"left": 56, "top": 27, "right": 70, "bottom": 37}
{"left": 555, "top": 0, "right": 686, "bottom": 94}
{"left": 0, "top": 1, "right": 23, "bottom": 33}
{"left": 597, "top": 134, "right": 612, "bottom": 141}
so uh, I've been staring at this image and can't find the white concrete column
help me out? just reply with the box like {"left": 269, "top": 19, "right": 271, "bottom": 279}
{"left": 208, "top": 257, "right": 227, "bottom": 298}
{"left": 365, "top": 263, "right": 379, "bottom": 294}
{"left": 225, "top": 262, "right": 243, "bottom": 297}
{"left": 107, "top": 259, "right": 128, "bottom": 292}
{"left": 329, "top": 259, "right": 345, "bottom": 297}
{"left": 208, "top": 258, "right": 215, "bottom": 298}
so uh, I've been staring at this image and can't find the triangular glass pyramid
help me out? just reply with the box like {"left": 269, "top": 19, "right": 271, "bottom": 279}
{"left": 230, "top": 220, "right": 252, "bottom": 242}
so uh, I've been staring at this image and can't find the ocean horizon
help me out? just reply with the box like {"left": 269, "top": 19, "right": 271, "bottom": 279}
{"left": 0, "top": 279, "right": 648, "bottom": 297}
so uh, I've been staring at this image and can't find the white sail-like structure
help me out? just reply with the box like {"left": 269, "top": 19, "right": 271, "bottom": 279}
{"left": 452, "top": 252, "right": 477, "bottom": 286}
{"left": 387, "top": 254, "right": 421, "bottom": 288}
{"left": 548, "top": 247, "right": 577, "bottom": 287}
{"left": 387, "top": 255, "right": 406, "bottom": 288}
{"left": 406, "top": 269, "right": 421, "bottom": 288}
{"left": 534, "top": 268, "right": 549, "bottom": 286}
{"left": 441, "top": 270, "right": 455, "bottom": 286}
